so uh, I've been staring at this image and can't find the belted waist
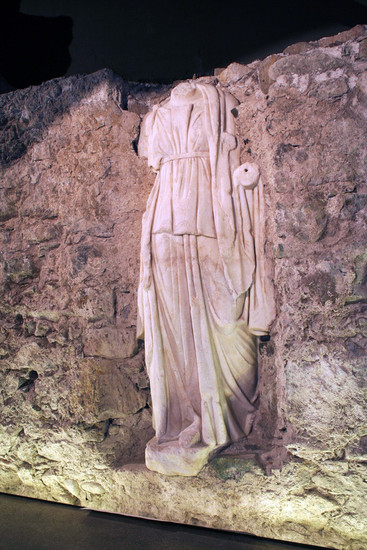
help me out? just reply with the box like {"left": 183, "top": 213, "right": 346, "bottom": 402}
{"left": 161, "top": 152, "right": 210, "bottom": 164}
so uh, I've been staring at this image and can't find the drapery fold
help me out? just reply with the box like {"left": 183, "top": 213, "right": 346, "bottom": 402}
{"left": 137, "top": 81, "right": 275, "bottom": 474}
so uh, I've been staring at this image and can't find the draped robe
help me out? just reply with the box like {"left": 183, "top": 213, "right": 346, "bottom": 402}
{"left": 138, "top": 82, "right": 273, "bottom": 476}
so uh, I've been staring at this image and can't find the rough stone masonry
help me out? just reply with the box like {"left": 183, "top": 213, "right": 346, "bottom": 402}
{"left": 0, "top": 24, "right": 367, "bottom": 550}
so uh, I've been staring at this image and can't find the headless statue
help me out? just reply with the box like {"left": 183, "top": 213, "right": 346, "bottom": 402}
{"left": 138, "top": 80, "right": 274, "bottom": 476}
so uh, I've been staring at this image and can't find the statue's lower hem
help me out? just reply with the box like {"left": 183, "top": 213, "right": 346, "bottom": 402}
{"left": 145, "top": 437, "right": 225, "bottom": 476}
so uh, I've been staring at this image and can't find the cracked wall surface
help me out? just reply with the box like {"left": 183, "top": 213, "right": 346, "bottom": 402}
{"left": 0, "top": 25, "right": 367, "bottom": 550}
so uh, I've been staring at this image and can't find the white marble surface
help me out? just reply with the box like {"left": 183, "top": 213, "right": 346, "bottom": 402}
{"left": 138, "top": 81, "right": 275, "bottom": 475}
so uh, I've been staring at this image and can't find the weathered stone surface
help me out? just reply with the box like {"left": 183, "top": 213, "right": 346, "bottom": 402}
{"left": 1, "top": 25, "right": 367, "bottom": 550}
{"left": 258, "top": 54, "right": 282, "bottom": 94}
{"left": 217, "top": 61, "right": 254, "bottom": 84}
{"left": 283, "top": 41, "right": 316, "bottom": 55}
{"left": 0, "top": 70, "right": 161, "bottom": 474}
{"left": 83, "top": 327, "right": 137, "bottom": 359}
{"left": 317, "top": 25, "right": 366, "bottom": 48}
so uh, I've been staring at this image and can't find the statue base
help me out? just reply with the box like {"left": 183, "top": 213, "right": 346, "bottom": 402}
{"left": 145, "top": 437, "right": 224, "bottom": 476}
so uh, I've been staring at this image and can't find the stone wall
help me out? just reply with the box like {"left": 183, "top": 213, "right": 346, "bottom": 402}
{"left": 0, "top": 70, "right": 166, "bottom": 471}
{"left": 0, "top": 26, "right": 367, "bottom": 550}
{"left": 227, "top": 24, "right": 367, "bottom": 464}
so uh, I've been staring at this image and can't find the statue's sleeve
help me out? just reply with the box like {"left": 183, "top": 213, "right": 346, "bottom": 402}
{"left": 246, "top": 179, "right": 276, "bottom": 335}
{"left": 138, "top": 110, "right": 153, "bottom": 159}
{"left": 138, "top": 108, "right": 162, "bottom": 173}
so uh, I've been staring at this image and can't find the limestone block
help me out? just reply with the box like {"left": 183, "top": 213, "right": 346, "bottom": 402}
{"left": 83, "top": 326, "right": 137, "bottom": 359}
{"left": 217, "top": 62, "right": 253, "bottom": 84}
{"left": 75, "top": 357, "right": 149, "bottom": 422}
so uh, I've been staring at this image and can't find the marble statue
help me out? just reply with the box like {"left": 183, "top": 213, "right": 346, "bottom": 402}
{"left": 138, "top": 79, "right": 274, "bottom": 476}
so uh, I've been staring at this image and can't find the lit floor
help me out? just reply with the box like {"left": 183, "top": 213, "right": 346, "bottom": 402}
{"left": 0, "top": 493, "right": 329, "bottom": 550}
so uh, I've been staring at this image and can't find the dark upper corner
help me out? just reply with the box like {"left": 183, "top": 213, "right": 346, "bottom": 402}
{"left": 0, "top": 0, "right": 367, "bottom": 94}
{"left": 0, "top": 1, "right": 72, "bottom": 91}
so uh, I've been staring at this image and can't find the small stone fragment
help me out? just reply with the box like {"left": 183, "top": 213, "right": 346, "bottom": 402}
{"left": 34, "top": 322, "right": 50, "bottom": 337}
{"left": 218, "top": 62, "right": 252, "bottom": 84}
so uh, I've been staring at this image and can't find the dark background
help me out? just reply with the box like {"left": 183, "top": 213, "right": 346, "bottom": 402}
{"left": 1, "top": 0, "right": 367, "bottom": 93}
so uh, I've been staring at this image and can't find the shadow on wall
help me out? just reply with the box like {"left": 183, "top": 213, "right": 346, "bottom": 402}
{"left": 0, "top": 0, "right": 72, "bottom": 92}
{"left": 0, "top": 70, "right": 119, "bottom": 166}
{"left": 0, "top": 68, "right": 169, "bottom": 167}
